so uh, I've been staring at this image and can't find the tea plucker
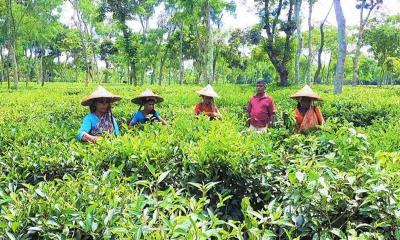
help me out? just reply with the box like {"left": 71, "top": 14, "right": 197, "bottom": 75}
{"left": 129, "top": 89, "right": 168, "bottom": 128}
{"left": 194, "top": 84, "right": 221, "bottom": 120}
{"left": 77, "top": 86, "right": 121, "bottom": 143}
{"left": 291, "top": 85, "right": 325, "bottom": 133}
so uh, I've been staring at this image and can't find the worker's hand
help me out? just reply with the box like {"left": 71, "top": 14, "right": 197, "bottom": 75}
{"left": 83, "top": 134, "right": 99, "bottom": 143}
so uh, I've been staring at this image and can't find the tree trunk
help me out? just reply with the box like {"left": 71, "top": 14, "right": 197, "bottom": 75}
{"left": 127, "top": 65, "right": 131, "bottom": 84}
{"left": 159, "top": 56, "right": 166, "bottom": 86}
{"left": 10, "top": 40, "right": 19, "bottom": 90}
{"left": 205, "top": 0, "right": 213, "bottom": 85}
{"left": 0, "top": 48, "right": 5, "bottom": 86}
{"left": 90, "top": 29, "right": 98, "bottom": 80}
{"left": 294, "top": 0, "right": 302, "bottom": 84}
{"left": 104, "top": 61, "right": 110, "bottom": 83}
{"left": 6, "top": 61, "right": 10, "bottom": 89}
{"left": 333, "top": 0, "right": 346, "bottom": 95}
{"left": 168, "top": 67, "right": 171, "bottom": 85}
{"left": 212, "top": 53, "right": 217, "bottom": 84}
{"left": 263, "top": 0, "right": 295, "bottom": 86}
{"left": 7, "top": 0, "right": 19, "bottom": 89}
{"left": 26, "top": 48, "right": 32, "bottom": 86}
{"left": 130, "top": 61, "right": 137, "bottom": 86}
{"left": 352, "top": 3, "right": 364, "bottom": 86}
{"left": 40, "top": 46, "right": 45, "bottom": 86}
{"left": 75, "top": 66, "right": 78, "bottom": 82}
{"left": 307, "top": 0, "right": 313, "bottom": 84}
{"left": 179, "top": 22, "right": 184, "bottom": 85}
{"left": 352, "top": 1, "right": 376, "bottom": 86}
{"left": 150, "top": 64, "right": 155, "bottom": 85}
{"left": 70, "top": 0, "right": 94, "bottom": 86}
{"left": 314, "top": 1, "right": 333, "bottom": 84}
{"left": 139, "top": 15, "right": 148, "bottom": 86}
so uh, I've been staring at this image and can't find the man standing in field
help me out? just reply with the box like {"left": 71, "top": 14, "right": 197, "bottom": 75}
{"left": 247, "top": 80, "right": 276, "bottom": 132}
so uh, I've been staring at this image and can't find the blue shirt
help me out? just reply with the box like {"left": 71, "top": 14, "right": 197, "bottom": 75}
{"left": 77, "top": 113, "right": 119, "bottom": 140}
{"left": 130, "top": 111, "right": 160, "bottom": 125}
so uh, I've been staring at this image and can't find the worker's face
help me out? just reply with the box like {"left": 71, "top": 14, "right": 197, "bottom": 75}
{"left": 95, "top": 98, "right": 111, "bottom": 113}
{"left": 256, "top": 83, "right": 266, "bottom": 94}
{"left": 300, "top": 98, "right": 312, "bottom": 109}
{"left": 144, "top": 100, "right": 155, "bottom": 112}
{"left": 202, "top": 96, "right": 213, "bottom": 104}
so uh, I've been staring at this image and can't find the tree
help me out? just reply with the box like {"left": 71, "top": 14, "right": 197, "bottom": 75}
{"left": 258, "top": 0, "right": 296, "bottom": 86}
{"left": 314, "top": 1, "right": 333, "bottom": 84}
{"left": 294, "top": 0, "right": 302, "bottom": 84}
{"left": 97, "top": 0, "right": 147, "bottom": 85}
{"left": 99, "top": 38, "right": 117, "bottom": 83}
{"left": 69, "top": 0, "right": 99, "bottom": 86}
{"left": 306, "top": 0, "right": 317, "bottom": 84}
{"left": 0, "top": 1, "right": 8, "bottom": 86}
{"left": 333, "top": 0, "right": 346, "bottom": 94}
{"left": 364, "top": 15, "right": 400, "bottom": 82}
{"left": 352, "top": 0, "right": 383, "bottom": 85}
{"left": 6, "top": 0, "right": 19, "bottom": 89}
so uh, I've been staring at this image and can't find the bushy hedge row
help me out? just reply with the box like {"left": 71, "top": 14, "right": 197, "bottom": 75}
{"left": 0, "top": 83, "right": 399, "bottom": 239}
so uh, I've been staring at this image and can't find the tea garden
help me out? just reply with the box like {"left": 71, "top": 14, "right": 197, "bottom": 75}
{"left": 0, "top": 83, "right": 399, "bottom": 239}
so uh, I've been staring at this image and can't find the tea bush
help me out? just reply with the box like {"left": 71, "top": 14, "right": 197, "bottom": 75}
{"left": 0, "top": 83, "right": 399, "bottom": 239}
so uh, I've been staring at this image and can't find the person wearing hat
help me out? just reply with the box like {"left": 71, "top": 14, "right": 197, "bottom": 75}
{"left": 247, "top": 80, "right": 276, "bottom": 132}
{"left": 77, "top": 86, "right": 121, "bottom": 143}
{"left": 194, "top": 84, "right": 221, "bottom": 120}
{"left": 291, "top": 85, "right": 325, "bottom": 133}
{"left": 128, "top": 89, "right": 168, "bottom": 128}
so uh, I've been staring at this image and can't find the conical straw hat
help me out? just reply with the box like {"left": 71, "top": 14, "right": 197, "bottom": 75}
{"left": 290, "top": 85, "right": 322, "bottom": 101}
{"left": 197, "top": 84, "right": 219, "bottom": 98}
{"left": 81, "top": 85, "right": 121, "bottom": 106}
{"left": 131, "top": 89, "right": 164, "bottom": 105}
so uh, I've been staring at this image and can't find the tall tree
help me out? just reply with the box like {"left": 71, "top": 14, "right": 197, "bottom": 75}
{"left": 97, "top": 0, "right": 145, "bottom": 85}
{"left": 99, "top": 38, "right": 117, "bottom": 83}
{"left": 364, "top": 15, "right": 400, "bottom": 82}
{"left": 314, "top": 0, "right": 333, "bottom": 83}
{"left": 259, "top": 0, "right": 296, "bottom": 86}
{"left": 204, "top": 0, "right": 213, "bottom": 84}
{"left": 0, "top": 1, "right": 7, "bottom": 86}
{"left": 333, "top": 0, "right": 346, "bottom": 94}
{"left": 352, "top": 0, "right": 382, "bottom": 85}
{"left": 6, "top": 0, "right": 19, "bottom": 89}
{"left": 294, "top": 0, "right": 302, "bottom": 83}
{"left": 69, "top": 0, "right": 99, "bottom": 86}
{"left": 306, "top": 0, "right": 317, "bottom": 84}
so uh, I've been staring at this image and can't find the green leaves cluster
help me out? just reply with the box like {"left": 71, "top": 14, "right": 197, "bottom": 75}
{"left": 0, "top": 83, "right": 399, "bottom": 238}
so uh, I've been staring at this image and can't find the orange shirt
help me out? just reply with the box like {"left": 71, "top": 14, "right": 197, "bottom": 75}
{"left": 295, "top": 107, "right": 324, "bottom": 131}
{"left": 194, "top": 103, "right": 219, "bottom": 117}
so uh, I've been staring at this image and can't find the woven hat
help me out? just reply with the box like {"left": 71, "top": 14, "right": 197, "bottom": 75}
{"left": 131, "top": 89, "right": 164, "bottom": 105}
{"left": 197, "top": 84, "right": 219, "bottom": 98}
{"left": 81, "top": 85, "right": 121, "bottom": 106}
{"left": 290, "top": 85, "right": 322, "bottom": 101}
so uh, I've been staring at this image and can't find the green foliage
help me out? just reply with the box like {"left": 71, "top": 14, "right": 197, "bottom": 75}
{"left": 0, "top": 83, "right": 399, "bottom": 238}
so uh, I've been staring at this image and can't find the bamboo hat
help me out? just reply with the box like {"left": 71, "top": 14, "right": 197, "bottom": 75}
{"left": 290, "top": 85, "right": 322, "bottom": 101}
{"left": 197, "top": 84, "right": 219, "bottom": 98}
{"left": 131, "top": 89, "right": 164, "bottom": 105}
{"left": 81, "top": 85, "right": 121, "bottom": 106}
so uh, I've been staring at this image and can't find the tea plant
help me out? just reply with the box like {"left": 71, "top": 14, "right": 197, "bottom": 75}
{"left": 0, "top": 83, "right": 399, "bottom": 238}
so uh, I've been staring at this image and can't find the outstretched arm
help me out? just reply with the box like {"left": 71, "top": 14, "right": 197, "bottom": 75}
{"left": 159, "top": 117, "right": 168, "bottom": 126}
